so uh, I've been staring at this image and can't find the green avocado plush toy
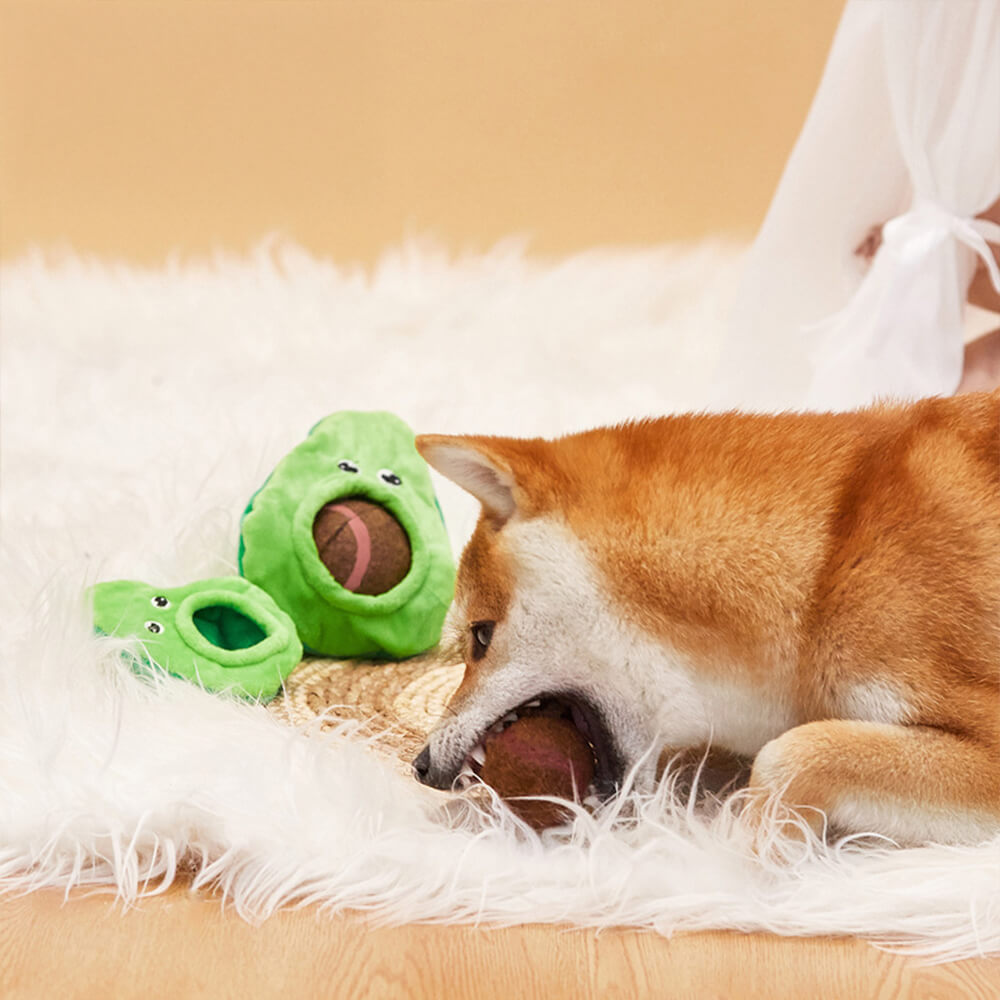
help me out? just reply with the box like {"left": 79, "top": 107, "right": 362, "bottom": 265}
{"left": 238, "top": 410, "right": 456, "bottom": 659}
{"left": 92, "top": 576, "right": 302, "bottom": 701}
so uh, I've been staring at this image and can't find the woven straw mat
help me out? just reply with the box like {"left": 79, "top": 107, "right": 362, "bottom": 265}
{"left": 268, "top": 643, "right": 464, "bottom": 779}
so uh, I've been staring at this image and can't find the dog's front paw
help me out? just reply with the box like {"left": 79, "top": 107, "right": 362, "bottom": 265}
{"left": 737, "top": 786, "right": 828, "bottom": 865}
{"left": 739, "top": 730, "right": 834, "bottom": 863}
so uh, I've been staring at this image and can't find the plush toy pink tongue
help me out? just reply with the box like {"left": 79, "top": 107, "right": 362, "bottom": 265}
{"left": 313, "top": 497, "right": 412, "bottom": 595}
{"left": 328, "top": 503, "right": 372, "bottom": 591}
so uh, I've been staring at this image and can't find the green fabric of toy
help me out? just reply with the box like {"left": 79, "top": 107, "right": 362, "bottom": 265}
{"left": 238, "top": 410, "right": 456, "bottom": 658}
{"left": 92, "top": 577, "right": 302, "bottom": 701}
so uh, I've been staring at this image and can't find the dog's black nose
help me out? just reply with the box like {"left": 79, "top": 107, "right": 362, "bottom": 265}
{"left": 412, "top": 745, "right": 431, "bottom": 783}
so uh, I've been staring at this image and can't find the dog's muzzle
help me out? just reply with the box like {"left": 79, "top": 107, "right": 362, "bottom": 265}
{"left": 412, "top": 744, "right": 456, "bottom": 789}
{"left": 412, "top": 745, "right": 431, "bottom": 783}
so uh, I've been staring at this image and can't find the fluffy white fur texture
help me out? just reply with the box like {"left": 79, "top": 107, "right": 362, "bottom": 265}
{"left": 1, "top": 239, "right": 997, "bottom": 961}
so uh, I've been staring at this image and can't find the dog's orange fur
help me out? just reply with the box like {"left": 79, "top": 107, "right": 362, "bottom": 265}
{"left": 419, "top": 391, "right": 1000, "bottom": 842}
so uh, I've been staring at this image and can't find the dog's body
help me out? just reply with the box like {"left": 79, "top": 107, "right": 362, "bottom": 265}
{"left": 414, "top": 391, "right": 1000, "bottom": 845}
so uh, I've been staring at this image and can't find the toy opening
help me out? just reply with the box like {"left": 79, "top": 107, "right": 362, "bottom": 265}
{"left": 192, "top": 605, "right": 268, "bottom": 651}
{"left": 312, "top": 495, "right": 412, "bottom": 596}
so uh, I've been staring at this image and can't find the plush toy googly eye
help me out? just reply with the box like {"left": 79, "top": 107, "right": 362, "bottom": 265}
{"left": 151, "top": 595, "right": 170, "bottom": 609}
{"left": 379, "top": 469, "right": 402, "bottom": 487}
{"left": 338, "top": 460, "right": 360, "bottom": 474}
{"left": 144, "top": 621, "right": 164, "bottom": 634}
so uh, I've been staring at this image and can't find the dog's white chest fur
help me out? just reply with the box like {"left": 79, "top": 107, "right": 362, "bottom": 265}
{"left": 688, "top": 674, "right": 797, "bottom": 756}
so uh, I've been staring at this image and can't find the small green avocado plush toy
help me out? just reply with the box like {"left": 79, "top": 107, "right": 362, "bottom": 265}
{"left": 91, "top": 577, "right": 302, "bottom": 701}
{"left": 238, "top": 410, "right": 456, "bottom": 659}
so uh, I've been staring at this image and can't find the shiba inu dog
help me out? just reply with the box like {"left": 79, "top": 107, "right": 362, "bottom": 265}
{"left": 412, "top": 391, "right": 1000, "bottom": 845}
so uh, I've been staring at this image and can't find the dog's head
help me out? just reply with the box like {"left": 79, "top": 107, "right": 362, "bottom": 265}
{"left": 411, "top": 431, "right": 672, "bottom": 797}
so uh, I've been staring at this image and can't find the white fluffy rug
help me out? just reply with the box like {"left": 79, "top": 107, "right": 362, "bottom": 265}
{"left": 1, "top": 239, "right": 997, "bottom": 961}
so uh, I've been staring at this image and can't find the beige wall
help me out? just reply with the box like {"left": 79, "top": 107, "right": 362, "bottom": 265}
{"left": 0, "top": 1, "right": 845, "bottom": 266}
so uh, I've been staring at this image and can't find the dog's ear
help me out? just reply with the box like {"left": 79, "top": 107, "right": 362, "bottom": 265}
{"left": 416, "top": 434, "right": 551, "bottom": 527}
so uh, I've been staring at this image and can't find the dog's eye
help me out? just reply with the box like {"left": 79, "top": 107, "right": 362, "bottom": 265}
{"left": 379, "top": 469, "right": 402, "bottom": 487}
{"left": 470, "top": 621, "right": 494, "bottom": 659}
{"left": 338, "top": 460, "right": 360, "bottom": 474}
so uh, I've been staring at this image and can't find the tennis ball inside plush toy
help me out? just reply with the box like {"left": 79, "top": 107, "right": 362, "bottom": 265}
{"left": 313, "top": 497, "right": 412, "bottom": 595}
{"left": 480, "top": 714, "right": 596, "bottom": 829}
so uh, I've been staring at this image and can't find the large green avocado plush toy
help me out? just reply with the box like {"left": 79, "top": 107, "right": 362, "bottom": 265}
{"left": 238, "top": 410, "right": 456, "bottom": 659}
{"left": 92, "top": 577, "right": 302, "bottom": 701}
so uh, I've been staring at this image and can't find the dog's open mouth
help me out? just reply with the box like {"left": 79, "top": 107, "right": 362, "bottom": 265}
{"left": 457, "top": 692, "right": 621, "bottom": 804}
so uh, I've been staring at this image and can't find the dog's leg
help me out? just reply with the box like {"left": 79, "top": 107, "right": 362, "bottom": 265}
{"left": 746, "top": 720, "right": 1000, "bottom": 846}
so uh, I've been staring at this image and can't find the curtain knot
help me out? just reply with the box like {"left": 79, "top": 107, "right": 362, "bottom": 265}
{"left": 883, "top": 199, "right": 1000, "bottom": 296}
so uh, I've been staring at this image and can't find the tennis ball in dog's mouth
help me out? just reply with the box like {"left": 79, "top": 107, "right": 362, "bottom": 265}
{"left": 479, "top": 715, "right": 596, "bottom": 830}
{"left": 313, "top": 497, "right": 411, "bottom": 595}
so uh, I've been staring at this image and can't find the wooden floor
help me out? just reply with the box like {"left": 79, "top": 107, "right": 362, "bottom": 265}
{"left": 0, "top": 888, "right": 996, "bottom": 999}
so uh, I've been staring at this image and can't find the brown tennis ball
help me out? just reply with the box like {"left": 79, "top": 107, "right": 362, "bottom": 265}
{"left": 312, "top": 497, "right": 411, "bottom": 595}
{"left": 480, "top": 715, "right": 596, "bottom": 829}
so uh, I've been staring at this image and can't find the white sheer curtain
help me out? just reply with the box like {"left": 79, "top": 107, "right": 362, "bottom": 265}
{"left": 720, "top": 0, "right": 1000, "bottom": 412}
